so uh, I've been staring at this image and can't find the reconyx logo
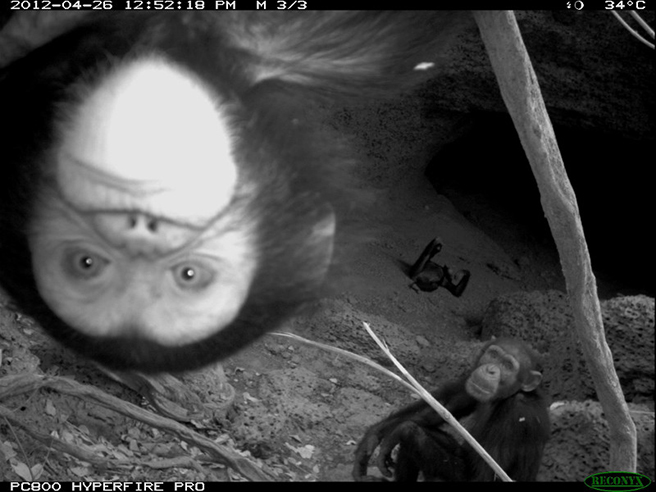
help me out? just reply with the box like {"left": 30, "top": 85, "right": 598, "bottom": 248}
{"left": 584, "top": 472, "right": 652, "bottom": 491}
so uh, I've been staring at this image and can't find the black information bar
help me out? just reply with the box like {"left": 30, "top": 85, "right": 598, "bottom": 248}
{"left": 4, "top": 0, "right": 654, "bottom": 11}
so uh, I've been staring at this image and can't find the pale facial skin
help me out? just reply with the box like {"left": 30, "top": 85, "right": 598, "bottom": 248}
{"left": 28, "top": 57, "right": 262, "bottom": 347}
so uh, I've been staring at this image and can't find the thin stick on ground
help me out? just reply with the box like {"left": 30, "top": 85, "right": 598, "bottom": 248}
{"left": 273, "top": 332, "right": 419, "bottom": 395}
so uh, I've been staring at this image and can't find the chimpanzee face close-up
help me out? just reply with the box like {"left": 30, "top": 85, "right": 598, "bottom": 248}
{"left": 0, "top": 11, "right": 468, "bottom": 373}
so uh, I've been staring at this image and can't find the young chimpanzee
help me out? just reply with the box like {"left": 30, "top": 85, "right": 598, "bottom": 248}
{"left": 352, "top": 338, "right": 550, "bottom": 481}
{"left": 409, "top": 237, "right": 471, "bottom": 296}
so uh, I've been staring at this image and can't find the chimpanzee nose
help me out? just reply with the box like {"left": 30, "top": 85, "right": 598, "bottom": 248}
{"left": 92, "top": 212, "right": 199, "bottom": 256}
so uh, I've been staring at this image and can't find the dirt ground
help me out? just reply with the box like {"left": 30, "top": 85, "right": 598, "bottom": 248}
{"left": 0, "top": 97, "right": 647, "bottom": 482}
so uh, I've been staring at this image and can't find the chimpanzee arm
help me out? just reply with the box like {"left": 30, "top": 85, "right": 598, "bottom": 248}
{"left": 445, "top": 270, "right": 471, "bottom": 298}
{"left": 352, "top": 379, "right": 477, "bottom": 481}
{"left": 409, "top": 238, "right": 442, "bottom": 279}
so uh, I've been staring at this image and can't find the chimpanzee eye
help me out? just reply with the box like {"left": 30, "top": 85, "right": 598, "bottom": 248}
{"left": 62, "top": 249, "right": 109, "bottom": 280}
{"left": 180, "top": 266, "right": 196, "bottom": 281}
{"left": 172, "top": 262, "right": 215, "bottom": 291}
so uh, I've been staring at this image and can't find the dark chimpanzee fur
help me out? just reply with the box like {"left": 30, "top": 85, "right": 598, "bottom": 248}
{"left": 352, "top": 338, "right": 550, "bottom": 481}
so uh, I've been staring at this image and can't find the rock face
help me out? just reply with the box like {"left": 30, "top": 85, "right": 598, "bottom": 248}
{"left": 422, "top": 11, "right": 654, "bottom": 140}
{"left": 481, "top": 290, "right": 654, "bottom": 403}
{"left": 538, "top": 400, "right": 654, "bottom": 481}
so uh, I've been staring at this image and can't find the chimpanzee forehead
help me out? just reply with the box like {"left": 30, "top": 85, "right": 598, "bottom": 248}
{"left": 487, "top": 340, "right": 534, "bottom": 368}
{"left": 485, "top": 344, "right": 516, "bottom": 363}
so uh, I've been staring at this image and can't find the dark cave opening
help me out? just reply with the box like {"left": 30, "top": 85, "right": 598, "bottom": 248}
{"left": 426, "top": 112, "right": 654, "bottom": 297}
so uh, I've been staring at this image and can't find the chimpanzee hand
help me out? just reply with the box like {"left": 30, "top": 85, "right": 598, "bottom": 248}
{"left": 353, "top": 422, "right": 409, "bottom": 481}
{"left": 352, "top": 395, "right": 451, "bottom": 481}
{"left": 353, "top": 425, "right": 389, "bottom": 481}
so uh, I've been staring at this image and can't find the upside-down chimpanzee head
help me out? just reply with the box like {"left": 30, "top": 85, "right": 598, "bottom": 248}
{"left": 465, "top": 338, "right": 543, "bottom": 403}
{"left": 0, "top": 12, "right": 469, "bottom": 373}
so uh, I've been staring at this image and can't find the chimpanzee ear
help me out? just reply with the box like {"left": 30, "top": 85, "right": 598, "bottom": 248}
{"left": 522, "top": 370, "right": 543, "bottom": 392}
